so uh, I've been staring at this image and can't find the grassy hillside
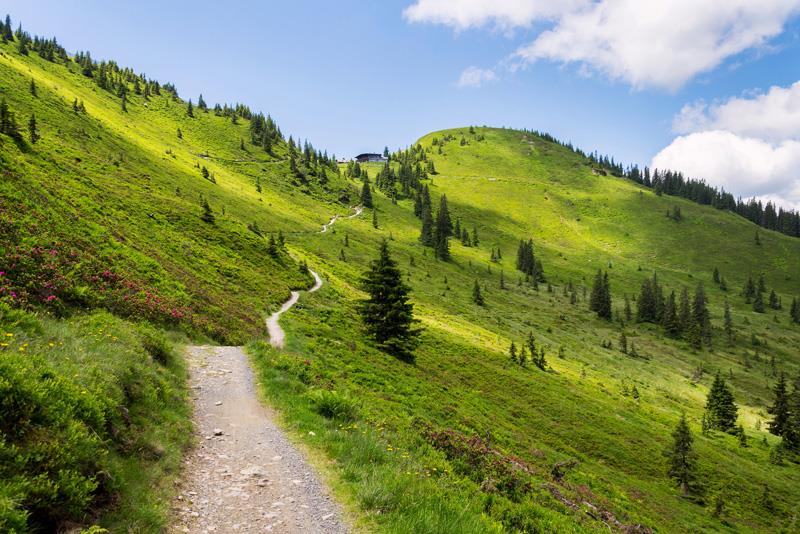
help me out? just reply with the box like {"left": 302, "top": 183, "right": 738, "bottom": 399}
{"left": 0, "top": 27, "right": 355, "bottom": 531}
{"left": 3, "top": 20, "right": 800, "bottom": 533}
{"left": 246, "top": 127, "right": 800, "bottom": 533}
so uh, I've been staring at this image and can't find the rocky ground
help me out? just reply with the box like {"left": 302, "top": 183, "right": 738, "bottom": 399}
{"left": 170, "top": 345, "right": 347, "bottom": 534}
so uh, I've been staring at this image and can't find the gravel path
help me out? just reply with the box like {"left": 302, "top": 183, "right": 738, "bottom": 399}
{"left": 267, "top": 205, "right": 362, "bottom": 348}
{"left": 171, "top": 207, "right": 363, "bottom": 533}
{"left": 170, "top": 345, "right": 347, "bottom": 533}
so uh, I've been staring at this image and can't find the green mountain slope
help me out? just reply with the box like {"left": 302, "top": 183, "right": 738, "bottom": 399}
{"left": 2, "top": 24, "right": 800, "bottom": 533}
{"left": 247, "top": 127, "right": 800, "bottom": 533}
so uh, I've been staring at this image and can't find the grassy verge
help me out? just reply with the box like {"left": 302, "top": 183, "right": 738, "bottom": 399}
{"left": 0, "top": 303, "right": 191, "bottom": 532}
{"left": 247, "top": 340, "right": 611, "bottom": 533}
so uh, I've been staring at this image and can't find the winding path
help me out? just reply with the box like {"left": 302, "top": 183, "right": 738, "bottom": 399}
{"left": 266, "top": 206, "right": 362, "bottom": 348}
{"left": 171, "top": 206, "right": 361, "bottom": 533}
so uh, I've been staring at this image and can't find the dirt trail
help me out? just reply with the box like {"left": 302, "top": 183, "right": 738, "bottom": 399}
{"left": 171, "top": 206, "right": 361, "bottom": 533}
{"left": 267, "top": 206, "right": 362, "bottom": 348}
{"left": 170, "top": 346, "right": 347, "bottom": 533}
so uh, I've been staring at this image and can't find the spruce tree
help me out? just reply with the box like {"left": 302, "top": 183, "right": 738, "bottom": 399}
{"left": 509, "top": 341, "right": 518, "bottom": 364}
{"left": 29, "top": 77, "right": 36, "bottom": 97}
{"left": 433, "top": 194, "right": 452, "bottom": 260}
{"left": 358, "top": 240, "right": 420, "bottom": 361}
{"left": 663, "top": 291, "right": 680, "bottom": 336}
{"left": 472, "top": 280, "right": 484, "bottom": 306}
{"left": 705, "top": 371, "right": 738, "bottom": 432}
{"left": 590, "top": 270, "right": 612, "bottom": 320}
{"left": 723, "top": 298, "right": 733, "bottom": 344}
{"left": 665, "top": 414, "right": 698, "bottom": 496}
{"left": 619, "top": 331, "right": 628, "bottom": 354}
{"left": 27, "top": 114, "right": 39, "bottom": 144}
{"left": 767, "top": 373, "right": 790, "bottom": 437}
{"left": 187, "top": 99, "right": 194, "bottom": 117}
{"left": 360, "top": 176, "right": 373, "bottom": 208}
{"left": 200, "top": 199, "right": 215, "bottom": 224}
{"left": 689, "top": 283, "right": 711, "bottom": 349}
{"left": 753, "top": 290, "right": 765, "bottom": 313}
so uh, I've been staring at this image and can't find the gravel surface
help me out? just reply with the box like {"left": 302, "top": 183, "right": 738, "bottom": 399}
{"left": 170, "top": 345, "right": 347, "bottom": 534}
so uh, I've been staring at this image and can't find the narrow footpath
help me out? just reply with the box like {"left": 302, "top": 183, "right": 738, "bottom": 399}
{"left": 171, "top": 206, "right": 361, "bottom": 533}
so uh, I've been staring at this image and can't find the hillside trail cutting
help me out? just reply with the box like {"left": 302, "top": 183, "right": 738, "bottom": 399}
{"left": 171, "top": 207, "right": 361, "bottom": 533}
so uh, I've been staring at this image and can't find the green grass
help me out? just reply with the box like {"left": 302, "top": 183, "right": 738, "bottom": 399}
{"left": 3, "top": 31, "right": 800, "bottom": 533}
{"left": 0, "top": 303, "right": 190, "bottom": 532}
{"left": 247, "top": 127, "right": 800, "bottom": 532}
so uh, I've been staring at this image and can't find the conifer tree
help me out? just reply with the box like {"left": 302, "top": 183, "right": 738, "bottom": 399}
{"left": 472, "top": 280, "right": 484, "bottom": 306}
{"left": 791, "top": 297, "right": 800, "bottom": 324}
{"left": 372, "top": 208, "right": 378, "bottom": 229}
{"left": 678, "top": 287, "right": 691, "bottom": 333}
{"left": 723, "top": 298, "right": 733, "bottom": 344}
{"left": 767, "top": 373, "right": 791, "bottom": 437}
{"left": 689, "top": 283, "right": 712, "bottom": 349}
{"left": 509, "top": 341, "right": 518, "bottom": 364}
{"left": 665, "top": 414, "right": 698, "bottom": 496}
{"left": 29, "top": 77, "right": 36, "bottom": 97}
{"left": 27, "top": 114, "right": 39, "bottom": 144}
{"left": 360, "top": 176, "right": 373, "bottom": 208}
{"left": 589, "top": 270, "right": 612, "bottom": 320}
{"left": 499, "top": 270, "right": 505, "bottom": 289}
{"left": 419, "top": 192, "right": 434, "bottom": 246}
{"left": 433, "top": 194, "right": 452, "bottom": 260}
{"left": 187, "top": 99, "right": 194, "bottom": 117}
{"left": 120, "top": 93, "right": 127, "bottom": 112}
{"left": 472, "top": 226, "right": 479, "bottom": 246}
{"left": 705, "top": 371, "right": 738, "bottom": 432}
{"left": 753, "top": 290, "right": 765, "bottom": 313}
{"left": 200, "top": 199, "right": 215, "bottom": 224}
{"left": 619, "top": 331, "right": 628, "bottom": 354}
{"left": 358, "top": 239, "right": 420, "bottom": 361}
{"left": 663, "top": 290, "right": 680, "bottom": 337}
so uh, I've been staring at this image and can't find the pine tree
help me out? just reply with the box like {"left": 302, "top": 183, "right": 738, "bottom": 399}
{"left": 723, "top": 298, "right": 733, "bottom": 344}
{"left": 664, "top": 414, "right": 698, "bottom": 496}
{"left": 509, "top": 341, "right": 518, "bottom": 364}
{"left": 689, "top": 283, "right": 711, "bottom": 349}
{"left": 120, "top": 93, "right": 127, "bottom": 112}
{"left": 187, "top": 99, "right": 194, "bottom": 117}
{"left": 360, "top": 176, "right": 373, "bottom": 208}
{"left": 472, "top": 280, "right": 484, "bottom": 306}
{"left": 27, "top": 114, "right": 39, "bottom": 144}
{"left": 472, "top": 226, "right": 479, "bottom": 246}
{"left": 663, "top": 290, "right": 680, "bottom": 337}
{"left": 753, "top": 290, "right": 765, "bottom": 313}
{"left": 29, "top": 77, "right": 36, "bottom": 97}
{"left": 767, "top": 373, "right": 790, "bottom": 437}
{"left": 590, "top": 270, "right": 612, "bottom": 320}
{"left": 619, "top": 331, "right": 628, "bottom": 354}
{"left": 705, "top": 371, "right": 738, "bottom": 432}
{"left": 433, "top": 194, "right": 452, "bottom": 261}
{"left": 358, "top": 240, "right": 420, "bottom": 361}
{"left": 200, "top": 199, "right": 215, "bottom": 224}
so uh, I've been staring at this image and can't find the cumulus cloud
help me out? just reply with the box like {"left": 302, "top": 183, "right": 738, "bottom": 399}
{"left": 672, "top": 81, "right": 800, "bottom": 141}
{"left": 404, "top": 0, "right": 800, "bottom": 90}
{"left": 653, "top": 82, "right": 800, "bottom": 210}
{"left": 456, "top": 66, "right": 497, "bottom": 88}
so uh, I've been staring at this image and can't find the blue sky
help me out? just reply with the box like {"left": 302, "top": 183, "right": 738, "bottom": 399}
{"left": 5, "top": 1, "right": 800, "bottom": 208}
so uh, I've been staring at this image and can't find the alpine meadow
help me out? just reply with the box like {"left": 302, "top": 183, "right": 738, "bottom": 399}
{"left": 2, "top": 8, "right": 800, "bottom": 534}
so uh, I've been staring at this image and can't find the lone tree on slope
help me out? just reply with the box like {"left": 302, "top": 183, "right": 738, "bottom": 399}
{"left": 665, "top": 413, "right": 698, "bottom": 497}
{"left": 358, "top": 239, "right": 420, "bottom": 362}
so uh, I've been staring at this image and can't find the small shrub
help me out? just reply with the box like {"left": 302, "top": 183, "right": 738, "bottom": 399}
{"left": 307, "top": 389, "right": 359, "bottom": 421}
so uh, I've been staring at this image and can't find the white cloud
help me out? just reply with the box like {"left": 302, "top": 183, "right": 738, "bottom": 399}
{"left": 654, "top": 82, "right": 800, "bottom": 210}
{"left": 402, "top": 0, "right": 577, "bottom": 31}
{"left": 404, "top": 0, "right": 800, "bottom": 90}
{"left": 673, "top": 81, "right": 800, "bottom": 141}
{"left": 456, "top": 66, "right": 497, "bottom": 88}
